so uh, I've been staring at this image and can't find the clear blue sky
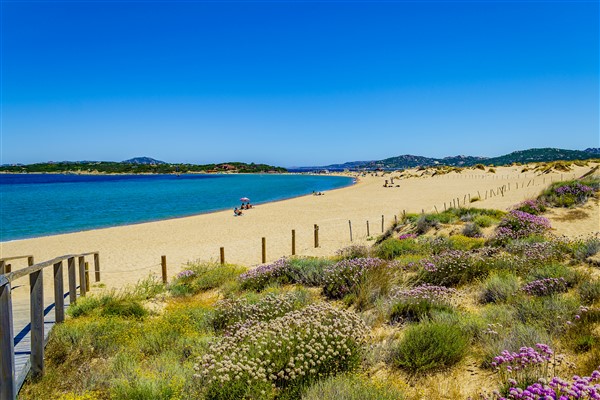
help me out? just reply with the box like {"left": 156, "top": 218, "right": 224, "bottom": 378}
{"left": 1, "top": 0, "right": 598, "bottom": 167}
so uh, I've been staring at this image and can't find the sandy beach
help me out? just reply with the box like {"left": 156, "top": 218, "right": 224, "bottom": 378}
{"left": 2, "top": 164, "right": 599, "bottom": 287}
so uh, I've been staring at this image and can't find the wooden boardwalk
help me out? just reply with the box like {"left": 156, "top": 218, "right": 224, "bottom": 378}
{"left": 1, "top": 252, "right": 99, "bottom": 400}
{"left": 13, "top": 290, "right": 75, "bottom": 392}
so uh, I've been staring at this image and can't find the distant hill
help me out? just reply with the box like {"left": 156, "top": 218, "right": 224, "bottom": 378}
{"left": 122, "top": 157, "right": 166, "bottom": 165}
{"left": 297, "top": 147, "right": 600, "bottom": 171}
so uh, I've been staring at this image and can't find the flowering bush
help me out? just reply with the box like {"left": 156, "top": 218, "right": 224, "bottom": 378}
{"left": 176, "top": 269, "right": 196, "bottom": 279}
{"left": 194, "top": 303, "right": 367, "bottom": 399}
{"left": 211, "top": 291, "right": 310, "bottom": 333}
{"left": 388, "top": 284, "right": 457, "bottom": 323}
{"left": 505, "top": 240, "right": 568, "bottom": 265}
{"left": 415, "top": 250, "right": 489, "bottom": 286}
{"left": 398, "top": 233, "right": 417, "bottom": 240}
{"left": 238, "top": 258, "right": 289, "bottom": 291}
{"left": 522, "top": 278, "right": 568, "bottom": 297}
{"left": 514, "top": 200, "right": 546, "bottom": 216}
{"left": 502, "top": 371, "right": 600, "bottom": 399}
{"left": 321, "top": 258, "right": 387, "bottom": 299}
{"left": 539, "top": 179, "right": 599, "bottom": 208}
{"left": 494, "top": 211, "right": 551, "bottom": 243}
{"left": 491, "top": 343, "right": 553, "bottom": 389}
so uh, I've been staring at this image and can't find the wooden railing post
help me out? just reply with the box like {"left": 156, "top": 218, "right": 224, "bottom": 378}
{"left": 220, "top": 247, "right": 225, "bottom": 265}
{"left": 161, "top": 256, "right": 167, "bottom": 284}
{"left": 84, "top": 262, "right": 90, "bottom": 293}
{"left": 30, "top": 270, "right": 44, "bottom": 378}
{"left": 27, "top": 256, "right": 34, "bottom": 267}
{"left": 67, "top": 257, "right": 77, "bottom": 304}
{"left": 314, "top": 224, "right": 319, "bottom": 248}
{"left": 78, "top": 256, "right": 86, "bottom": 296}
{"left": 0, "top": 281, "right": 16, "bottom": 400}
{"left": 5, "top": 265, "right": 10, "bottom": 274}
{"left": 53, "top": 262, "right": 64, "bottom": 323}
{"left": 291, "top": 230, "right": 296, "bottom": 256}
{"left": 94, "top": 253, "right": 100, "bottom": 282}
{"left": 262, "top": 237, "right": 266, "bottom": 263}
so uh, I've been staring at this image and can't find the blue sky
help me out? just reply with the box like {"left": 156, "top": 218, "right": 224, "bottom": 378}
{"left": 1, "top": 0, "right": 598, "bottom": 167}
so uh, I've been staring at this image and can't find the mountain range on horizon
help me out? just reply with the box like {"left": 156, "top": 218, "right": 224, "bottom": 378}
{"left": 293, "top": 147, "right": 600, "bottom": 171}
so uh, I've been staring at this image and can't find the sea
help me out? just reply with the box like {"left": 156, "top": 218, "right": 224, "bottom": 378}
{"left": 0, "top": 173, "right": 354, "bottom": 242}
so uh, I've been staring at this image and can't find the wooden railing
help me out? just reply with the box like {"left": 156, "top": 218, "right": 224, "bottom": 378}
{"left": 0, "top": 252, "right": 100, "bottom": 400}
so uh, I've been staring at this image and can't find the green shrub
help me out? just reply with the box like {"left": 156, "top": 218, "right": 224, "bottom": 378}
{"left": 526, "top": 263, "right": 582, "bottom": 288}
{"left": 392, "top": 321, "right": 469, "bottom": 373}
{"left": 285, "top": 257, "right": 333, "bottom": 286}
{"left": 336, "top": 245, "right": 371, "bottom": 259}
{"left": 461, "top": 223, "right": 482, "bottom": 238}
{"left": 569, "top": 236, "right": 600, "bottom": 261}
{"left": 301, "top": 374, "right": 405, "bottom": 400}
{"left": 390, "top": 298, "right": 455, "bottom": 323}
{"left": 515, "top": 296, "right": 580, "bottom": 335}
{"left": 578, "top": 279, "right": 600, "bottom": 305}
{"left": 375, "top": 238, "right": 424, "bottom": 259}
{"left": 67, "top": 292, "right": 147, "bottom": 319}
{"left": 169, "top": 262, "right": 246, "bottom": 296}
{"left": 479, "top": 272, "right": 520, "bottom": 304}
{"left": 449, "top": 234, "right": 485, "bottom": 249}
{"left": 474, "top": 215, "right": 498, "bottom": 228}
{"left": 196, "top": 304, "right": 367, "bottom": 399}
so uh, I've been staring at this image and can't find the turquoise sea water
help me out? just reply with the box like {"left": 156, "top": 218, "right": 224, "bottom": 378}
{"left": 0, "top": 174, "right": 353, "bottom": 241}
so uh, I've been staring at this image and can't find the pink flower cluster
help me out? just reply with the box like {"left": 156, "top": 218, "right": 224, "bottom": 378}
{"left": 176, "top": 269, "right": 196, "bottom": 279}
{"left": 495, "top": 210, "right": 551, "bottom": 242}
{"left": 503, "top": 371, "right": 600, "bottom": 399}
{"left": 522, "top": 278, "right": 568, "bottom": 297}
{"left": 491, "top": 344, "right": 553, "bottom": 372}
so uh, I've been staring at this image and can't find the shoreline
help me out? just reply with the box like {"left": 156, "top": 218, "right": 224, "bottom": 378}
{"left": 1, "top": 174, "right": 358, "bottom": 244}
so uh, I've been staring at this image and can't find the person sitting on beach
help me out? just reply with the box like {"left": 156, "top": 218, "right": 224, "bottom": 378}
{"left": 247, "top": 202, "right": 252, "bottom": 209}
{"left": 234, "top": 207, "right": 243, "bottom": 216}
{"left": 241, "top": 203, "right": 246, "bottom": 210}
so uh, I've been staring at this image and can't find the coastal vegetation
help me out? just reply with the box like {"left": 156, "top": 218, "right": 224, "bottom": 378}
{"left": 0, "top": 161, "right": 287, "bottom": 174}
{"left": 19, "top": 176, "right": 600, "bottom": 399}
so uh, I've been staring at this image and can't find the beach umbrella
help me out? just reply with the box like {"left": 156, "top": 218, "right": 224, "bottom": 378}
{"left": 240, "top": 197, "right": 250, "bottom": 202}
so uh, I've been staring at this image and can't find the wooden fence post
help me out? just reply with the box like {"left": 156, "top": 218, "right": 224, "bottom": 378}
{"left": 161, "top": 256, "right": 167, "bottom": 284}
{"left": 366, "top": 221, "right": 370, "bottom": 237}
{"left": 314, "top": 224, "right": 319, "bottom": 248}
{"left": 0, "top": 281, "right": 16, "bottom": 400}
{"left": 78, "top": 256, "right": 86, "bottom": 296}
{"left": 30, "top": 269, "right": 44, "bottom": 378}
{"left": 0, "top": 260, "right": 4, "bottom": 275}
{"left": 94, "top": 253, "right": 100, "bottom": 282}
{"left": 291, "top": 230, "right": 296, "bottom": 255}
{"left": 394, "top": 215, "right": 398, "bottom": 224}
{"left": 262, "top": 237, "right": 266, "bottom": 263}
{"left": 220, "top": 247, "right": 225, "bottom": 265}
{"left": 68, "top": 257, "right": 76, "bottom": 304}
{"left": 348, "top": 221, "right": 353, "bottom": 242}
{"left": 84, "top": 262, "right": 90, "bottom": 293}
{"left": 381, "top": 215, "right": 384, "bottom": 232}
{"left": 53, "top": 261, "right": 64, "bottom": 323}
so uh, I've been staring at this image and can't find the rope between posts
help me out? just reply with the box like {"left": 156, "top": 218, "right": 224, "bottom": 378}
{"left": 100, "top": 263, "right": 162, "bottom": 274}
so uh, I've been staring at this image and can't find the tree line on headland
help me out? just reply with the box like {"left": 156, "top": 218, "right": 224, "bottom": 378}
{"left": 0, "top": 160, "right": 288, "bottom": 174}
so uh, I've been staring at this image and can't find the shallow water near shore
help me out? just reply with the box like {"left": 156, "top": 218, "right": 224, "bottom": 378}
{"left": 0, "top": 173, "right": 353, "bottom": 241}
